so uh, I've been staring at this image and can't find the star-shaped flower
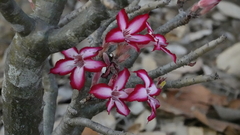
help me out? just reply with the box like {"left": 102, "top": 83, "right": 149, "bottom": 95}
{"left": 90, "top": 68, "right": 131, "bottom": 116}
{"left": 50, "top": 47, "right": 106, "bottom": 90}
{"left": 145, "top": 22, "right": 176, "bottom": 63}
{"left": 127, "top": 69, "right": 161, "bottom": 121}
{"left": 105, "top": 9, "right": 153, "bottom": 51}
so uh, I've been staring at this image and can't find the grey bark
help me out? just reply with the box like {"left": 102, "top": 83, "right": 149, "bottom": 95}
{"left": 0, "top": 0, "right": 108, "bottom": 134}
{"left": 0, "top": 0, "right": 35, "bottom": 36}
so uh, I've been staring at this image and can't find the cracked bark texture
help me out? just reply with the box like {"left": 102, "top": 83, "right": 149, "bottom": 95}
{"left": 0, "top": 0, "right": 108, "bottom": 134}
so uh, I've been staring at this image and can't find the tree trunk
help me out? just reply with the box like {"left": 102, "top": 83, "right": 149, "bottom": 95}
{"left": 2, "top": 32, "right": 49, "bottom": 135}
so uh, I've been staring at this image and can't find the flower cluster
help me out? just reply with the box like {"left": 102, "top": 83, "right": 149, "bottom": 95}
{"left": 51, "top": 9, "right": 176, "bottom": 121}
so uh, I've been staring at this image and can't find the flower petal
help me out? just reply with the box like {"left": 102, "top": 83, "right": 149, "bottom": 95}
{"left": 107, "top": 98, "right": 115, "bottom": 114}
{"left": 91, "top": 72, "right": 102, "bottom": 86}
{"left": 198, "top": 0, "right": 220, "bottom": 8}
{"left": 84, "top": 59, "right": 107, "bottom": 72}
{"left": 200, "top": 6, "right": 215, "bottom": 15}
{"left": 90, "top": 83, "right": 112, "bottom": 99}
{"left": 155, "top": 34, "right": 168, "bottom": 46}
{"left": 115, "top": 99, "right": 130, "bottom": 116}
{"left": 135, "top": 69, "right": 152, "bottom": 88}
{"left": 50, "top": 59, "right": 75, "bottom": 75}
{"left": 124, "top": 88, "right": 134, "bottom": 95}
{"left": 62, "top": 47, "right": 78, "bottom": 59}
{"left": 113, "top": 68, "right": 130, "bottom": 91}
{"left": 126, "top": 42, "right": 140, "bottom": 52}
{"left": 70, "top": 67, "right": 85, "bottom": 90}
{"left": 129, "top": 34, "right": 153, "bottom": 44}
{"left": 118, "top": 91, "right": 129, "bottom": 99}
{"left": 117, "top": 9, "right": 128, "bottom": 30}
{"left": 161, "top": 46, "right": 177, "bottom": 63}
{"left": 103, "top": 52, "right": 111, "bottom": 65}
{"left": 80, "top": 47, "right": 102, "bottom": 59}
{"left": 147, "top": 97, "right": 160, "bottom": 121}
{"left": 105, "top": 28, "right": 125, "bottom": 43}
{"left": 146, "top": 22, "right": 153, "bottom": 34}
{"left": 127, "top": 14, "right": 149, "bottom": 34}
{"left": 148, "top": 83, "right": 161, "bottom": 96}
{"left": 127, "top": 84, "right": 148, "bottom": 102}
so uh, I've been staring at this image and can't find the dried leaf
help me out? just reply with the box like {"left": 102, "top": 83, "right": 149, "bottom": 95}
{"left": 228, "top": 99, "right": 240, "bottom": 109}
{"left": 82, "top": 127, "right": 98, "bottom": 135}
{"left": 158, "top": 85, "right": 228, "bottom": 118}
{"left": 224, "top": 126, "right": 240, "bottom": 135}
{"left": 192, "top": 109, "right": 240, "bottom": 132}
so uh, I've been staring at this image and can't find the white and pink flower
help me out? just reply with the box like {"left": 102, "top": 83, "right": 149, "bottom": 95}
{"left": 127, "top": 69, "right": 161, "bottom": 121}
{"left": 145, "top": 22, "right": 177, "bottom": 63}
{"left": 90, "top": 68, "right": 131, "bottom": 116}
{"left": 105, "top": 9, "right": 153, "bottom": 51}
{"left": 50, "top": 47, "right": 106, "bottom": 90}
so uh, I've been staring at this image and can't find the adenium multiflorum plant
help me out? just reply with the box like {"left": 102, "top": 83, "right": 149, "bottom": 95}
{"left": 51, "top": 9, "right": 176, "bottom": 121}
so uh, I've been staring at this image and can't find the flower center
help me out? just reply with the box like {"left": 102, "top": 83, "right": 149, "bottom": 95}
{"left": 112, "top": 90, "right": 120, "bottom": 97}
{"left": 146, "top": 88, "right": 151, "bottom": 94}
{"left": 122, "top": 29, "right": 132, "bottom": 42}
{"left": 73, "top": 54, "right": 84, "bottom": 67}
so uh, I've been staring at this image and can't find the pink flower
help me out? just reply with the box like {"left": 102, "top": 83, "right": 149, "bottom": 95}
{"left": 50, "top": 47, "right": 106, "bottom": 90}
{"left": 105, "top": 9, "right": 153, "bottom": 51}
{"left": 191, "top": 0, "right": 221, "bottom": 15}
{"left": 127, "top": 69, "right": 161, "bottom": 121}
{"left": 145, "top": 22, "right": 177, "bottom": 63}
{"left": 90, "top": 68, "right": 131, "bottom": 116}
{"left": 198, "top": 0, "right": 221, "bottom": 8}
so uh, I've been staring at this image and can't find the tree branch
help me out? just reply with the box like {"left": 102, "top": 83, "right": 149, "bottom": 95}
{"left": 48, "top": 0, "right": 109, "bottom": 53}
{"left": 34, "top": 0, "right": 67, "bottom": 25}
{"left": 42, "top": 61, "right": 58, "bottom": 135}
{"left": 127, "top": 35, "right": 227, "bottom": 87}
{"left": 164, "top": 73, "right": 219, "bottom": 89}
{"left": 155, "top": 10, "right": 191, "bottom": 35}
{"left": 0, "top": 0, "right": 35, "bottom": 36}
{"left": 53, "top": 83, "right": 107, "bottom": 135}
{"left": 68, "top": 117, "right": 134, "bottom": 135}
{"left": 58, "top": 0, "right": 92, "bottom": 28}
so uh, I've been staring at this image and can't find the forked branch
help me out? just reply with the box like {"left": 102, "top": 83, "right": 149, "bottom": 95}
{"left": 0, "top": 0, "right": 35, "bottom": 36}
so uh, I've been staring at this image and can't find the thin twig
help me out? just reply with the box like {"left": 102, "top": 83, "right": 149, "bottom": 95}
{"left": 42, "top": 61, "right": 58, "bottom": 135}
{"left": 48, "top": 0, "right": 108, "bottom": 53}
{"left": 155, "top": 10, "right": 191, "bottom": 35}
{"left": 127, "top": 0, "right": 140, "bottom": 8}
{"left": 68, "top": 117, "right": 134, "bottom": 135}
{"left": 58, "top": 1, "right": 92, "bottom": 27}
{"left": 164, "top": 73, "right": 219, "bottom": 89}
{"left": 0, "top": 0, "right": 35, "bottom": 36}
{"left": 127, "top": 35, "right": 227, "bottom": 87}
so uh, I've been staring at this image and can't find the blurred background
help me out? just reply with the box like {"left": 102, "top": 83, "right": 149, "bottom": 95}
{"left": 1, "top": 0, "right": 240, "bottom": 135}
